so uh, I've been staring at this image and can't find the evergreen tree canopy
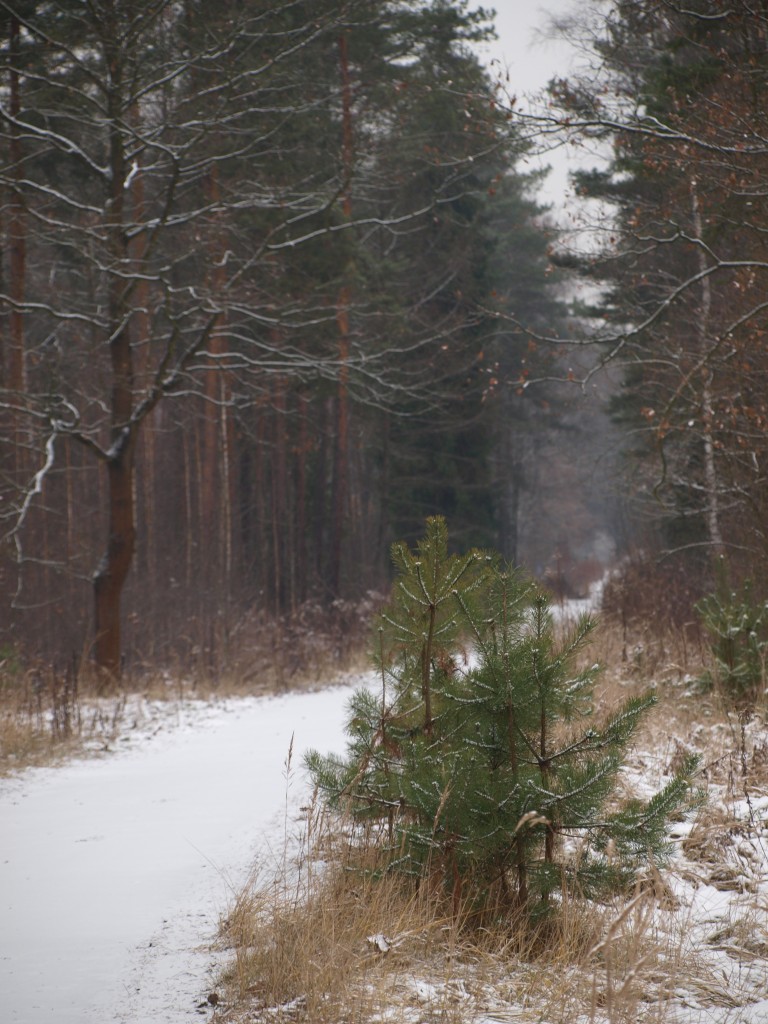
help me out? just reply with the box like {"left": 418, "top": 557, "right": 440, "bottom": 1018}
{"left": 0, "top": 0, "right": 571, "bottom": 667}
{"left": 547, "top": 0, "right": 768, "bottom": 592}
{"left": 307, "top": 518, "right": 699, "bottom": 915}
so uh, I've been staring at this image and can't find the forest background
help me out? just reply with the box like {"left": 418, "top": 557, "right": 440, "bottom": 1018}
{"left": 0, "top": 0, "right": 764, "bottom": 679}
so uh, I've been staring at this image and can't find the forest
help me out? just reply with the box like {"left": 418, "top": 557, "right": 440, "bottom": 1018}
{"left": 0, "top": 0, "right": 765, "bottom": 678}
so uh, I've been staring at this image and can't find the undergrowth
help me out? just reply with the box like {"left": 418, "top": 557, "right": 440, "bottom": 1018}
{"left": 0, "top": 598, "right": 376, "bottom": 775}
{"left": 216, "top": 784, "right": 707, "bottom": 1024}
{"left": 217, "top": 792, "right": 618, "bottom": 1024}
{"left": 215, "top": 605, "right": 768, "bottom": 1024}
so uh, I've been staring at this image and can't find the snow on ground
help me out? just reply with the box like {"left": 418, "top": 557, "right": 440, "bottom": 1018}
{"left": 2, "top": 649, "right": 768, "bottom": 1024}
{"left": 0, "top": 676, "right": 373, "bottom": 1024}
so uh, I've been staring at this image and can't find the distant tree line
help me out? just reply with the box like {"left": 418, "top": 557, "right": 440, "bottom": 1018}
{"left": 0, "top": 0, "right": 603, "bottom": 674}
{"left": 537, "top": 0, "right": 768, "bottom": 614}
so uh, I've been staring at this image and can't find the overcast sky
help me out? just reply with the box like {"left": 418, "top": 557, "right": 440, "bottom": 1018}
{"left": 477, "top": 1, "right": 577, "bottom": 94}
{"left": 471, "top": 0, "right": 586, "bottom": 210}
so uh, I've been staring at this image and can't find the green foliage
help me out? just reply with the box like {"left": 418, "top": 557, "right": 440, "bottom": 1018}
{"left": 306, "top": 518, "right": 699, "bottom": 916}
{"left": 555, "top": 1, "right": 768, "bottom": 580}
{"left": 696, "top": 560, "right": 768, "bottom": 702}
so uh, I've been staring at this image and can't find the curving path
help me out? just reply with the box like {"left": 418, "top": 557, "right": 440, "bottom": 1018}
{"left": 0, "top": 681, "right": 363, "bottom": 1023}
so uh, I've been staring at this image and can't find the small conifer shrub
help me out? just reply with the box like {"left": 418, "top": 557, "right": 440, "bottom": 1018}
{"left": 306, "top": 517, "right": 699, "bottom": 916}
{"left": 696, "top": 558, "right": 768, "bottom": 704}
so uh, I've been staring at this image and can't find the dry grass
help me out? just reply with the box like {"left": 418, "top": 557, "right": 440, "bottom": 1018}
{"left": 0, "top": 598, "right": 377, "bottom": 776}
{"left": 212, "top": 612, "right": 768, "bottom": 1024}
{"left": 0, "top": 660, "right": 96, "bottom": 774}
{"left": 213, "top": 798, "right": 716, "bottom": 1024}
{"left": 214, "top": 795, "right": 621, "bottom": 1024}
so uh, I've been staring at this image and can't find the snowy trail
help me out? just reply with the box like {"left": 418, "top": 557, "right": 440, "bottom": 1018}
{"left": 0, "top": 681, "right": 363, "bottom": 1024}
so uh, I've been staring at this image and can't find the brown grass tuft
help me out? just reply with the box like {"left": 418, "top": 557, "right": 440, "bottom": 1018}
{"left": 215, "top": 787, "right": 695, "bottom": 1024}
{"left": 215, "top": 612, "right": 768, "bottom": 1024}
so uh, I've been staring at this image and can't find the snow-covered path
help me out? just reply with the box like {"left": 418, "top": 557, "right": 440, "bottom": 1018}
{"left": 0, "top": 681, "right": 363, "bottom": 1024}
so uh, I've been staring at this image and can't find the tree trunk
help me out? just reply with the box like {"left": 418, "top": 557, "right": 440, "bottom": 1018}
{"left": 331, "top": 299, "right": 350, "bottom": 597}
{"left": 330, "top": 33, "right": 354, "bottom": 598}
{"left": 93, "top": 438, "right": 137, "bottom": 675}
{"left": 271, "top": 376, "right": 288, "bottom": 614}
{"left": 6, "top": 14, "right": 26, "bottom": 478}
{"left": 498, "top": 393, "right": 521, "bottom": 565}
{"left": 295, "top": 392, "right": 309, "bottom": 604}
{"left": 93, "top": 31, "right": 134, "bottom": 678}
{"left": 8, "top": 15, "right": 25, "bottom": 398}
{"left": 691, "top": 180, "right": 725, "bottom": 559}
{"left": 129, "top": 104, "right": 156, "bottom": 586}
{"left": 200, "top": 167, "right": 229, "bottom": 584}
{"left": 314, "top": 400, "right": 330, "bottom": 585}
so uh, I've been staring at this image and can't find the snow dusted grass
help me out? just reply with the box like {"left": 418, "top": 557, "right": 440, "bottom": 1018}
{"left": 0, "top": 661, "right": 237, "bottom": 775}
{"left": 218, "top": 800, "right": 611, "bottom": 1024}
{"left": 217, "top": 617, "right": 768, "bottom": 1024}
{"left": 218, "top": 809, "right": 691, "bottom": 1024}
{"left": 0, "top": 610, "right": 372, "bottom": 777}
{"left": 0, "top": 662, "right": 117, "bottom": 773}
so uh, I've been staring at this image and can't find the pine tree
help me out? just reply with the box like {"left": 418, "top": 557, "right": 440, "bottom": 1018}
{"left": 550, "top": 0, "right": 768, "bottom": 590}
{"left": 307, "top": 518, "right": 699, "bottom": 916}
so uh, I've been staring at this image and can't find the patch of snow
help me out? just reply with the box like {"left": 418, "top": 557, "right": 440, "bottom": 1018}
{"left": 367, "top": 933, "right": 391, "bottom": 953}
{"left": 742, "top": 1001, "right": 768, "bottom": 1023}
{"left": 410, "top": 978, "right": 440, "bottom": 1003}
{"left": 0, "top": 676, "right": 375, "bottom": 1023}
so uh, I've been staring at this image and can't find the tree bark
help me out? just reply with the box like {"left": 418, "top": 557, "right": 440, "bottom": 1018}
{"left": 200, "top": 166, "right": 229, "bottom": 579}
{"left": 93, "top": 437, "right": 137, "bottom": 675}
{"left": 691, "top": 179, "right": 725, "bottom": 558}
{"left": 7, "top": 15, "right": 25, "bottom": 401}
{"left": 93, "top": 22, "right": 134, "bottom": 677}
{"left": 330, "top": 33, "right": 354, "bottom": 598}
{"left": 271, "top": 376, "right": 288, "bottom": 614}
{"left": 129, "top": 104, "right": 156, "bottom": 584}
{"left": 295, "top": 392, "right": 309, "bottom": 604}
{"left": 6, "top": 13, "right": 26, "bottom": 482}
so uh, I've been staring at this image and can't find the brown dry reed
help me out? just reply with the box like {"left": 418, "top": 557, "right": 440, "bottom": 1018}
{"left": 216, "top": 612, "right": 768, "bottom": 1024}
{"left": 219, "top": 793, "right": 610, "bottom": 1024}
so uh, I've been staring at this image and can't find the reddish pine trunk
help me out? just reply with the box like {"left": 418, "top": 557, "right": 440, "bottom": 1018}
{"left": 330, "top": 34, "right": 354, "bottom": 597}
{"left": 295, "top": 393, "right": 309, "bottom": 604}
{"left": 200, "top": 167, "right": 230, "bottom": 585}
{"left": 93, "top": 440, "right": 137, "bottom": 675}
{"left": 331, "top": 298, "right": 350, "bottom": 596}
{"left": 271, "top": 376, "right": 289, "bottom": 613}
{"left": 93, "top": 41, "right": 134, "bottom": 678}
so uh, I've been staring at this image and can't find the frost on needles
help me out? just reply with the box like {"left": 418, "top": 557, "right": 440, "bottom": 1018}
{"left": 306, "top": 517, "right": 700, "bottom": 916}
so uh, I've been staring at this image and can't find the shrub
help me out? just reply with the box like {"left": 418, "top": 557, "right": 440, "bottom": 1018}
{"left": 306, "top": 517, "right": 699, "bottom": 917}
{"left": 695, "top": 560, "right": 768, "bottom": 703}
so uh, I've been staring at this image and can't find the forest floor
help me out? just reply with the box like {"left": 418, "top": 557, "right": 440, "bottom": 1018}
{"left": 214, "top": 618, "right": 768, "bottom": 1024}
{"left": 0, "top": 610, "right": 370, "bottom": 778}
{"left": 1, "top": 610, "right": 767, "bottom": 1024}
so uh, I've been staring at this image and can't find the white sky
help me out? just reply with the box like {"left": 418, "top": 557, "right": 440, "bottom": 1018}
{"left": 471, "top": 0, "right": 587, "bottom": 211}
{"left": 476, "top": 0, "right": 577, "bottom": 94}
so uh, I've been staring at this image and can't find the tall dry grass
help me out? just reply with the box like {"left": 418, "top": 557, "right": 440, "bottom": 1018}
{"left": 215, "top": 790, "right": 717, "bottom": 1024}
{"left": 0, "top": 597, "right": 379, "bottom": 775}
{"left": 0, "top": 659, "right": 93, "bottom": 772}
{"left": 214, "top": 611, "right": 768, "bottom": 1024}
{"left": 217, "top": 792, "right": 618, "bottom": 1024}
